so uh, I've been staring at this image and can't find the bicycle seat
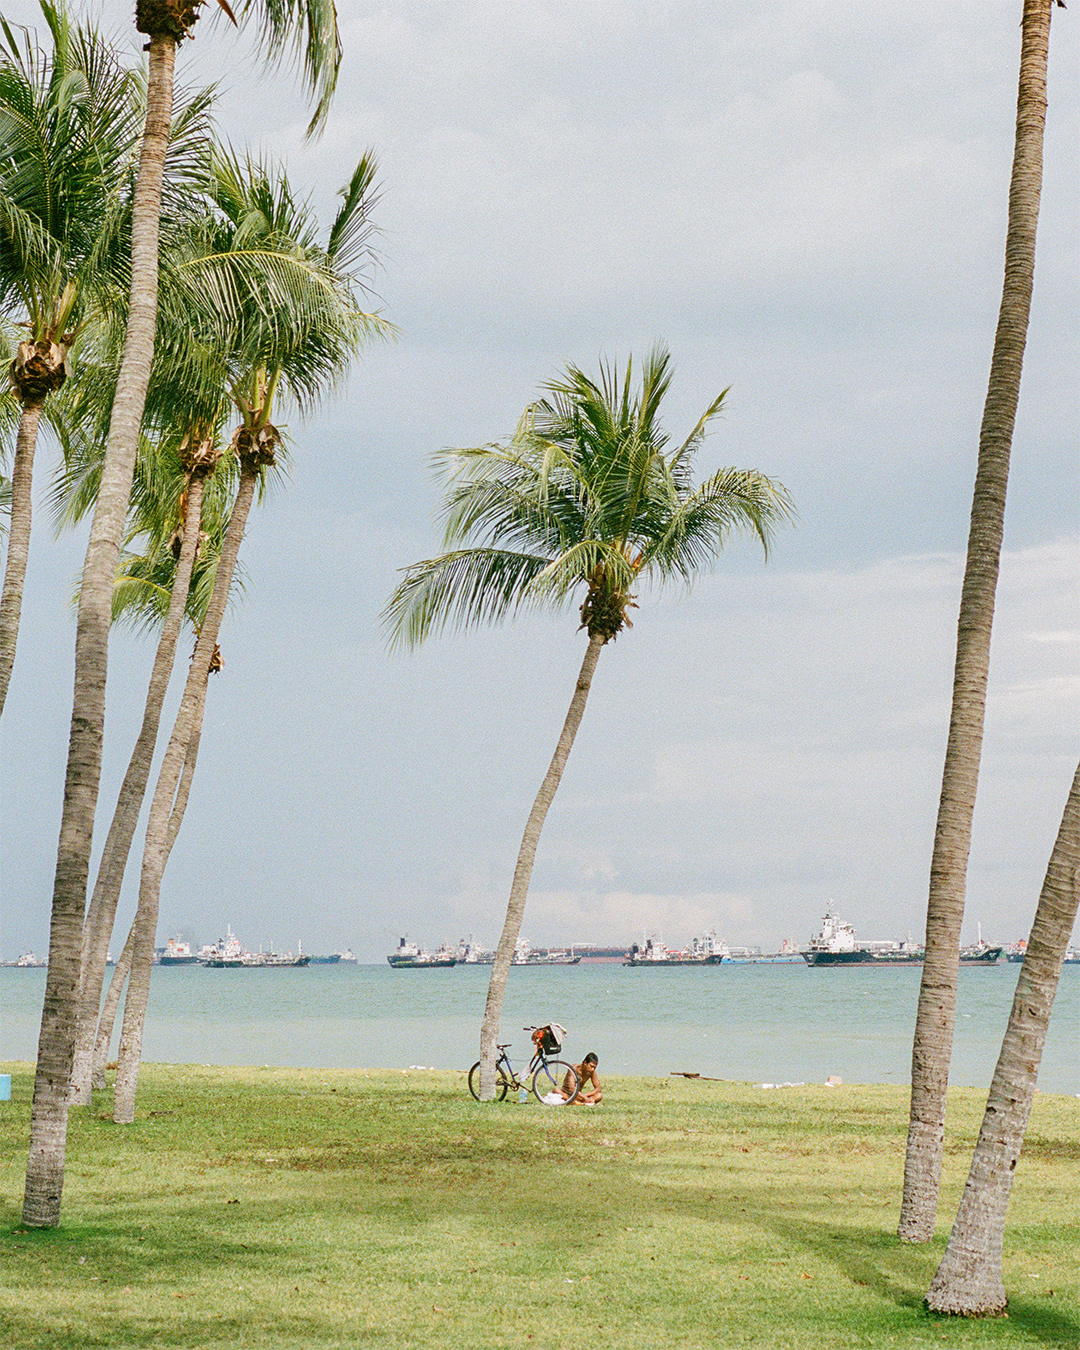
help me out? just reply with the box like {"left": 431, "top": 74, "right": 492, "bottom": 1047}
{"left": 496, "top": 1043, "right": 511, "bottom": 1050}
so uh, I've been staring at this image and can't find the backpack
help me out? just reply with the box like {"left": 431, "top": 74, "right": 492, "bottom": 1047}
{"left": 532, "top": 1023, "right": 566, "bottom": 1055}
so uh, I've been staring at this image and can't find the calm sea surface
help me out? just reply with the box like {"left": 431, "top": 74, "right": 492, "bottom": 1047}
{"left": 2, "top": 962, "right": 1077, "bottom": 1095}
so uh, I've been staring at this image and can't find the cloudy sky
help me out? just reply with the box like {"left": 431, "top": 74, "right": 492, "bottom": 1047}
{"left": 1, "top": 0, "right": 1076, "bottom": 962}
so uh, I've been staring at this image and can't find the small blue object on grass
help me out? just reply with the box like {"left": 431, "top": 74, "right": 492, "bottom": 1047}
{"left": 0, "top": 1074, "right": 11, "bottom": 1102}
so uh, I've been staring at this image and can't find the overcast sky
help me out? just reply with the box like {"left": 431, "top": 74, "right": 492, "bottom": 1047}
{"left": 1, "top": 0, "right": 1076, "bottom": 962}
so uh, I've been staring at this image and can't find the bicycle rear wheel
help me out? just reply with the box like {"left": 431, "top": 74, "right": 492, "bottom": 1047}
{"left": 468, "top": 1061, "right": 511, "bottom": 1101}
{"left": 533, "top": 1059, "right": 578, "bottom": 1104}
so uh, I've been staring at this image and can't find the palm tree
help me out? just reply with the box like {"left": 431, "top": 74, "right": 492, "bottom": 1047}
{"left": 385, "top": 348, "right": 792, "bottom": 1098}
{"left": 899, "top": 0, "right": 1060, "bottom": 1242}
{"left": 23, "top": 0, "right": 343, "bottom": 1211}
{"left": 0, "top": 0, "right": 143, "bottom": 716}
{"left": 110, "top": 149, "right": 387, "bottom": 1123}
{"left": 65, "top": 420, "right": 232, "bottom": 1105}
{"left": 926, "top": 758, "right": 1079, "bottom": 1314}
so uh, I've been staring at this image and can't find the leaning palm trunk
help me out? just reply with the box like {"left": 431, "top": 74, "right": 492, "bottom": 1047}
{"left": 22, "top": 38, "right": 175, "bottom": 1227}
{"left": 477, "top": 633, "right": 606, "bottom": 1098}
{"left": 90, "top": 918, "right": 135, "bottom": 1087}
{"left": 0, "top": 398, "right": 45, "bottom": 716}
{"left": 69, "top": 473, "right": 207, "bottom": 1105}
{"left": 899, "top": 0, "right": 1053, "bottom": 1242}
{"left": 926, "top": 759, "right": 1080, "bottom": 1314}
{"left": 113, "top": 464, "right": 257, "bottom": 1123}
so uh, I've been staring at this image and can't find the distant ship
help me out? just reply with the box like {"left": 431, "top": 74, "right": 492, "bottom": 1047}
{"left": 958, "top": 926, "right": 1003, "bottom": 965}
{"left": 802, "top": 913, "right": 924, "bottom": 967}
{"left": 159, "top": 938, "right": 199, "bottom": 966}
{"left": 723, "top": 943, "right": 804, "bottom": 965}
{"left": 457, "top": 938, "right": 495, "bottom": 965}
{"left": 511, "top": 939, "right": 581, "bottom": 965}
{"left": 200, "top": 927, "right": 310, "bottom": 968}
{"left": 387, "top": 938, "right": 456, "bottom": 968}
{"left": 624, "top": 934, "right": 730, "bottom": 966}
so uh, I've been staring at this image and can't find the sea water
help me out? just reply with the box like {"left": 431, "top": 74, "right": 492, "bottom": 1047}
{"left": 1, "top": 962, "right": 1077, "bottom": 1095}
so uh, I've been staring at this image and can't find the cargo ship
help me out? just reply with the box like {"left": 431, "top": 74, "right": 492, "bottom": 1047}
{"left": 801, "top": 913, "right": 923, "bottom": 966}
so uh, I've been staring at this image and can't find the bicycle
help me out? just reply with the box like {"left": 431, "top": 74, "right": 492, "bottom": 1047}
{"left": 468, "top": 1027, "right": 580, "bottom": 1104}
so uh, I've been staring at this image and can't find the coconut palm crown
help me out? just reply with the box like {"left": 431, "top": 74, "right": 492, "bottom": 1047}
{"left": 386, "top": 347, "right": 792, "bottom": 648}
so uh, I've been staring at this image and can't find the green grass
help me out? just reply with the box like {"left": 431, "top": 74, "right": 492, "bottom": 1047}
{"left": 1, "top": 1064, "right": 1077, "bottom": 1349}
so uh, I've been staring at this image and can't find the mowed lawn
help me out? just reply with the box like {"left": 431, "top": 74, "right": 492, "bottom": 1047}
{"left": 1, "top": 1065, "right": 1077, "bottom": 1349}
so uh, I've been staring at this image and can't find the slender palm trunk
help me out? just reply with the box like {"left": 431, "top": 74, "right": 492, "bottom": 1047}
{"left": 926, "top": 760, "right": 1080, "bottom": 1314}
{"left": 91, "top": 918, "right": 135, "bottom": 1087}
{"left": 22, "top": 36, "right": 175, "bottom": 1227}
{"left": 899, "top": 0, "right": 1053, "bottom": 1242}
{"left": 113, "top": 466, "right": 256, "bottom": 1123}
{"left": 69, "top": 475, "right": 206, "bottom": 1105}
{"left": 477, "top": 633, "right": 606, "bottom": 1099}
{"left": 0, "top": 399, "right": 44, "bottom": 717}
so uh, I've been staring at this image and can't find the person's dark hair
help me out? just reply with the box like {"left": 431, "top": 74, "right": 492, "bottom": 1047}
{"left": 583, "top": 1053, "right": 598, "bottom": 1067}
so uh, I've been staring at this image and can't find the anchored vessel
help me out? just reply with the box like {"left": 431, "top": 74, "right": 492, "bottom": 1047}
{"left": 511, "top": 939, "right": 581, "bottom": 965}
{"left": 958, "top": 926, "right": 1003, "bottom": 965}
{"left": 158, "top": 938, "right": 199, "bottom": 966}
{"left": 387, "top": 938, "right": 457, "bottom": 968}
{"left": 801, "top": 912, "right": 924, "bottom": 966}
{"left": 624, "top": 934, "right": 731, "bottom": 966}
{"left": 200, "top": 927, "right": 310, "bottom": 967}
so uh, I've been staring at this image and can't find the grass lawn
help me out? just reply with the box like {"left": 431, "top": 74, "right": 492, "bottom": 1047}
{"left": 1, "top": 1064, "right": 1077, "bottom": 1349}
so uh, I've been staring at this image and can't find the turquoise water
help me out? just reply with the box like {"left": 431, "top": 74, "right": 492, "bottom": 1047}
{"left": 3, "top": 961, "right": 1077, "bottom": 1094}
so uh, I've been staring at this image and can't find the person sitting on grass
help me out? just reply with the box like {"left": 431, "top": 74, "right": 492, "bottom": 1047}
{"left": 563, "top": 1053, "right": 602, "bottom": 1105}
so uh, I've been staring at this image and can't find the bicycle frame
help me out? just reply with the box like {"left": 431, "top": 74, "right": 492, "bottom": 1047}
{"left": 493, "top": 1046, "right": 545, "bottom": 1089}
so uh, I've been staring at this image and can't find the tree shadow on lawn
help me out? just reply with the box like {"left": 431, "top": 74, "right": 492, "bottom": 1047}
{"left": 648, "top": 1179, "right": 1080, "bottom": 1350}
{"left": 1, "top": 1213, "right": 318, "bottom": 1350}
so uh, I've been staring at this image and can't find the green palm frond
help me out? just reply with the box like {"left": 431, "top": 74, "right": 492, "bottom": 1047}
{"left": 326, "top": 150, "right": 380, "bottom": 276}
{"left": 385, "top": 547, "right": 553, "bottom": 648}
{"left": 0, "top": 1, "right": 144, "bottom": 340}
{"left": 152, "top": 147, "right": 389, "bottom": 422}
{"left": 111, "top": 509, "right": 242, "bottom": 637}
{"left": 386, "top": 347, "right": 794, "bottom": 648}
{"left": 230, "top": 0, "right": 341, "bottom": 137}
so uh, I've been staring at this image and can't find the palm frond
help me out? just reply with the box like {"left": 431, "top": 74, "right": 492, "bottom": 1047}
{"left": 383, "top": 547, "right": 553, "bottom": 649}
{"left": 233, "top": 0, "right": 341, "bottom": 136}
{"left": 326, "top": 150, "right": 380, "bottom": 276}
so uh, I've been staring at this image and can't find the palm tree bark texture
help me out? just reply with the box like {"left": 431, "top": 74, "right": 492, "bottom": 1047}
{"left": 22, "top": 35, "right": 175, "bottom": 1227}
{"left": 899, "top": 0, "right": 1055, "bottom": 1242}
{"left": 113, "top": 443, "right": 265, "bottom": 1123}
{"left": 479, "top": 632, "right": 606, "bottom": 1097}
{"left": 0, "top": 394, "right": 47, "bottom": 715}
{"left": 69, "top": 464, "right": 210, "bottom": 1106}
{"left": 926, "top": 759, "right": 1080, "bottom": 1315}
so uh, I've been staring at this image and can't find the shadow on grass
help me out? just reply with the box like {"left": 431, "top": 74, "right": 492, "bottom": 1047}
{"left": 998, "top": 1301, "right": 1080, "bottom": 1350}
{"left": 630, "top": 1176, "right": 1080, "bottom": 1350}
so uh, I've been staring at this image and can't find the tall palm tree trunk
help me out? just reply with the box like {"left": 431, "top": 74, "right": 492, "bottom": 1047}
{"left": 91, "top": 917, "right": 135, "bottom": 1087}
{"left": 69, "top": 473, "right": 207, "bottom": 1105}
{"left": 899, "top": 0, "right": 1053, "bottom": 1242}
{"left": 0, "top": 398, "right": 44, "bottom": 716}
{"left": 926, "top": 759, "right": 1080, "bottom": 1314}
{"left": 22, "top": 36, "right": 175, "bottom": 1228}
{"left": 477, "top": 632, "right": 606, "bottom": 1099}
{"left": 113, "top": 465, "right": 257, "bottom": 1123}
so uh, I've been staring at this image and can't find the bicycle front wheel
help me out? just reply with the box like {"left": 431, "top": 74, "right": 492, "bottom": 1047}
{"left": 468, "top": 1061, "right": 511, "bottom": 1102}
{"left": 533, "top": 1059, "right": 579, "bottom": 1104}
